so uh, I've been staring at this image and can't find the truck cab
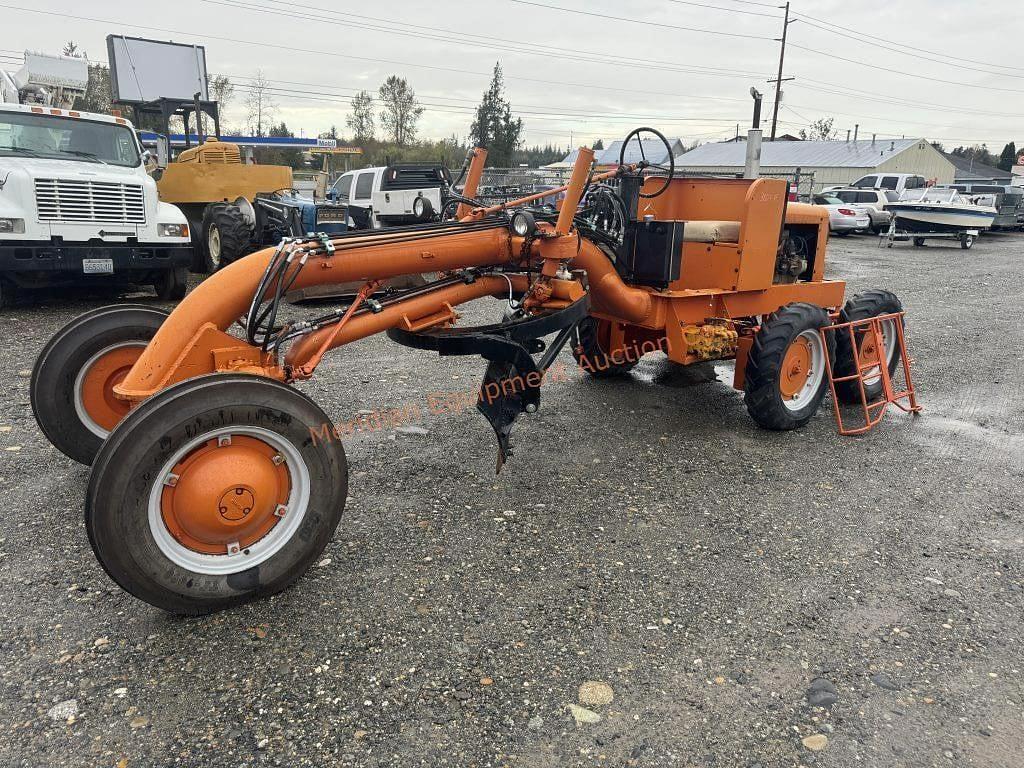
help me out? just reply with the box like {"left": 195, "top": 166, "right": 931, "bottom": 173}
{"left": 0, "top": 53, "right": 191, "bottom": 307}
{"left": 329, "top": 164, "right": 450, "bottom": 230}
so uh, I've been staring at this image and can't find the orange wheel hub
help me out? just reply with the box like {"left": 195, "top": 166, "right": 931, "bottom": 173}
{"left": 780, "top": 336, "right": 812, "bottom": 400}
{"left": 858, "top": 333, "right": 881, "bottom": 366}
{"left": 160, "top": 435, "right": 291, "bottom": 555}
{"left": 79, "top": 346, "right": 145, "bottom": 432}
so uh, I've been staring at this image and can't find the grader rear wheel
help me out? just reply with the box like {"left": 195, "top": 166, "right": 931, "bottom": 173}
{"left": 744, "top": 303, "right": 834, "bottom": 430}
{"left": 833, "top": 290, "right": 903, "bottom": 404}
{"left": 31, "top": 305, "right": 167, "bottom": 465}
{"left": 573, "top": 317, "right": 638, "bottom": 377}
{"left": 86, "top": 374, "right": 348, "bottom": 615}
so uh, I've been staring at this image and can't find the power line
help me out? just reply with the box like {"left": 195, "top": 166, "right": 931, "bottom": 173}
{"left": 791, "top": 10, "right": 1024, "bottom": 75}
{"left": 663, "top": 0, "right": 782, "bottom": 18}
{"left": 506, "top": 0, "right": 774, "bottom": 40}
{"left": 788, "top": 43, "right": 1024, "bottom": 94}
{"left": 207, "top": 0, "right": 771, "bottom": 83}
{"left": 794, "top": 16, "right": 1023, "bottom": 80}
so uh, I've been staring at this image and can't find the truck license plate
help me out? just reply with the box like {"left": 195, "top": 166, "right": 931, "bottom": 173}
{"left": 82, "top": 258, "right": 114, "bottom": 275}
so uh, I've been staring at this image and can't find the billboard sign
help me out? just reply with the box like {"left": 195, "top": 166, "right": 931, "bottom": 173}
{"left": 106, "top": 35, "right": 209, "bottom": 104}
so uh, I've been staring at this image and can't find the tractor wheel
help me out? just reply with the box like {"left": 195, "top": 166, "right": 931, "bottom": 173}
{"left": 85, "top": 374, "right": 348, "bottom": 615}
{"left": 202, "top": 204, "right": 253, "bottom": 271}
{"left": 154, "top": 266, "right": 188, "bottom": 300}
{"left": 744, "top": 303, "right": 833, "bottom": 430}
{"left": 573, "top": 316, "right": 638, "bottom": 377}
{"left": 833, "top": 290, "right": 903, "bottom": 404}
{"left": 31, "top": 305, "right": 167, "bottom": 465}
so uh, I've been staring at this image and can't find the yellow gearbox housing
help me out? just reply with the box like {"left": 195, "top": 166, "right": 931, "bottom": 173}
{"left": 683, "top": 323, "right": 739, "bottom": 362}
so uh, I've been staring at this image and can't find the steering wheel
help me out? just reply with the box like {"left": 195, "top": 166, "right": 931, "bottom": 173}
{"left": 618, "top": 126, "right": 674, "bottom": 198}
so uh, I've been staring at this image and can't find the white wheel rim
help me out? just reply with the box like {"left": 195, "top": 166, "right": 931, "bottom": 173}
{"left": 783, "top": 330, "right": 826, "bottom": 413}
{"left": 147, "top": 426, "right": 311, "bottom": 576}
{"left": 862, "top": 318, "right": 898, "bottom": 386}
{"left": 208, "top": 227, "right": 222, "bottom": 267}
{"left": 73, "top": 342, "right": 146, "bottom": 439}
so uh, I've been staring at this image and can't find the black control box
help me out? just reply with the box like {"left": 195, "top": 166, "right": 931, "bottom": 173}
{"left": 626, "top": 219, "right": 685, "bottom": 289}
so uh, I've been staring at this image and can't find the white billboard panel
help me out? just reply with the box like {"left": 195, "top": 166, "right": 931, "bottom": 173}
{"left": 106, "top": 35, "right": 209, "bottom": 104}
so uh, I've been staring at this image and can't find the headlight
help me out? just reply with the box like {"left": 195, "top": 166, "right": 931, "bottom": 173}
{"left": 158, "top": 223, "right": 189, "bottom": 238}
{"left": 0, "top": 218, "right": 25, "bottom": 234}
{"left": 509, "top": 210, "right": 536, "bottom": 237}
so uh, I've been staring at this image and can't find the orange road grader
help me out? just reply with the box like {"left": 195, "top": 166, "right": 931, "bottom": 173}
{"left": 30, "top": 128, "right": 915, "bottom": 614}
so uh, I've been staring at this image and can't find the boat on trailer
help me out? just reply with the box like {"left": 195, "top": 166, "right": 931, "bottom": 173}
{"left": 886, "top": 188, "right": 997, "bottom": 233}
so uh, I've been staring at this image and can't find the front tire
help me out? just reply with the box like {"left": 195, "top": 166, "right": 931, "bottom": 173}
{"left": 202, "top": 204, "right": 253, "bottom": 271}
{"left": 744, "top": 303, "right": 833, "bottom": 430}
{"left": 31, "top": 305, "right": 167, "bottom": 465}
{"left": 86, "top": 374, "right": 348, "bottom": 615}
{"left": 154, "top": 266, "right": 188, "bottom": 300}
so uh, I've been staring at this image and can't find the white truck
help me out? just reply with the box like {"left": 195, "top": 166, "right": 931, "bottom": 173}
{"left": 0, "top": 52, "right": 191, "bottom": 308}
{"left": 327, "top": 163, "right": 451, "bottom": 230}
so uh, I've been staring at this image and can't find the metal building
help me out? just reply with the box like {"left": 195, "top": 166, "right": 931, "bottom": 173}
{"left": 675, "top": 138, "right": 955, "bottom": 191}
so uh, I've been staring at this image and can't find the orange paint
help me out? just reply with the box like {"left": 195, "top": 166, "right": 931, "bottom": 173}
{"left": 160, "top": 435, "right": 289, "bottom": 555}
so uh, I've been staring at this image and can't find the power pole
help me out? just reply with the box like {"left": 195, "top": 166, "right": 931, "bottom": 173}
{"left": 768, "top": 2, "right": 796, "bottom": 141}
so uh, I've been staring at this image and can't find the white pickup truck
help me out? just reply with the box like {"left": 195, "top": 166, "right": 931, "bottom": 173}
{"left": 0, "top": 52, "right": 191, "bottom": 308}
{"left": 328, "top": 163, "right": 451, "bottom": 229}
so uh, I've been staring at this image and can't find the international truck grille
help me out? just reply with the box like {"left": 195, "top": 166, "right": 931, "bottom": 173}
{"left": 34, "top": 179, "right": 146, "bottom": 224}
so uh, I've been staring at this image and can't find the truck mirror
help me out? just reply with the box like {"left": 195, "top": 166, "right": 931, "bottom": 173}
{"left": 155, "top": 136, "right": 170, "bottom": 170}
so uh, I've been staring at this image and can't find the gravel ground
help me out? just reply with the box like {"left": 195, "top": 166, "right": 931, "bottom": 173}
{"left": 0, "top": 231, "right": 1022, "bottom": 768}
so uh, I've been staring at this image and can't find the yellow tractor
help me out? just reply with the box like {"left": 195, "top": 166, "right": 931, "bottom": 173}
{"left": 153, "top": 138, "right": 295, "bottom": 272}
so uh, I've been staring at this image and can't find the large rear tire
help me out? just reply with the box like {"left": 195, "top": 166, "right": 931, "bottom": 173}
{"left": 833, "top": 290, "right": 903, "bottom": 404}
{"left": 573, "top": 317, "right": 638, "bottom": 377}
{"left": 86, "top": 374, "right": 348, "bottom": 615}
{"left": 202, "top": 204, "right": 253, "bottom": 271}
{"left": 744, "top": 303, "right": 834, "bottom": 430}
{"left": 31, "top": 305, "right": 167, "bottom": 465}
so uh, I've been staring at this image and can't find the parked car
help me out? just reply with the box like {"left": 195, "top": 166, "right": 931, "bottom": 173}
{"left": 810, "top": 194, "right": 872, "bottom": 235}
{"left": 826, "top": 188, "right": 898, "bottom": 232}
{"left": 825, "top": 173, "right": 928, "bottom": 196}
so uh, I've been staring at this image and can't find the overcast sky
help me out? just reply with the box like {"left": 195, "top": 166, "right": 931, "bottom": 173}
{"left": 2, "top": 0, "right": 1020, "bottom": 151}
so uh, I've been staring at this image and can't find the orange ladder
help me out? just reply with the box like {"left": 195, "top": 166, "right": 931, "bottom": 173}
{"left": 820, "top": 311, "right": 922, "bottom": 435}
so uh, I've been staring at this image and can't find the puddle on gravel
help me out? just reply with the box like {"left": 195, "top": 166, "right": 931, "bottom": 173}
{"left": 632, "top": 356, "right": 734, "bottom": 389}
{"left": 911, "top": 413, "right": 1024, "bottom": 461}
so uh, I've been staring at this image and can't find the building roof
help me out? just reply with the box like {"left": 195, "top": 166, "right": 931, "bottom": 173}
{"left": 558, "top": 138, "right": 685, "bottom": 168}
{"left": 944, "top": 152, "right": 1012, "bottom": 183}
{"left": 677, "top": 138, "right": 921, "bottom": 169}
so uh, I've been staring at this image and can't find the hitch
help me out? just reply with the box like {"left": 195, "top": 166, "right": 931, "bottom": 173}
{"left": 387, "top": 294, "right": 590, "bottom": 472}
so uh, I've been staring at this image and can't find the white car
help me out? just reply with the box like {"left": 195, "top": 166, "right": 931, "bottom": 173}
{"left": 811, "top": 194, "right": 872, "bottom": 235}
{"left": 826, "top": 188, "right": 898, "bottom": 232}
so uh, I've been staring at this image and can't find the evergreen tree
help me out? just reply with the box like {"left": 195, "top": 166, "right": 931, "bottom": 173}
{"left": 998, "top": 142, "right": 1017, "bottom": 172}
{"left": 469, "top": 63, "right": 523, "bottom": 167}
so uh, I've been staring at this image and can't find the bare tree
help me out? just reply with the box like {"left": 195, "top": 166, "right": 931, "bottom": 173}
{"left": 346, "top": 90, "right": 375, "bottom": 143}
{"left": 378, "top": 76, "right": 423, "bottom": 146}
{"left": 799, "top": 117, "right": 838, "bottom": 142}
{"left": 245, "top": 70, "right": 277, "bottom": 137}
{"left": 208, "top": 74, "right": 234, "bottom": 128}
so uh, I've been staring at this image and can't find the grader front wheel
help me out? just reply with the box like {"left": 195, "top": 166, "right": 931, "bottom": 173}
{"left": 31, "top": 305, "right": 168, "bottom": 465}
{"left": 744, "top": 303, "right": 834, "bottom": 430}
{"left": 86, "top": 374, "right": 348, "bottom": 615}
